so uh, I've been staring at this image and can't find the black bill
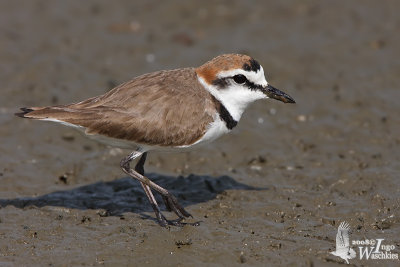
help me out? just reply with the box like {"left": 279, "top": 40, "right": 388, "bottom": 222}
{"left": 263, "top": 84, "right": 295, "bottom": 104}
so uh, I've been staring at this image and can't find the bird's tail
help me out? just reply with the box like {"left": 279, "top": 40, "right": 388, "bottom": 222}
{"left": 15, "top": 106, "right": 79, "bottom": 121}
{"left": 15, "top": 107, "right": 36, "bottom": 118}
{"left": 15, "top": 105, "right": 105, "bottom": 135}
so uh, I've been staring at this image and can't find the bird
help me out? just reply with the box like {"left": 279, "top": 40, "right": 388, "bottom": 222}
{"left": 330, "top": 221, "right": 356, "bottom": 264}
{"left": 16, "top": 54, "right": 295, "bottom": 227}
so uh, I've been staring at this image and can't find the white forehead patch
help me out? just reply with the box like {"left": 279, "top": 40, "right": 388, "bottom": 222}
{"left": 217, "top": 65, "right": 268, "bottom": 87}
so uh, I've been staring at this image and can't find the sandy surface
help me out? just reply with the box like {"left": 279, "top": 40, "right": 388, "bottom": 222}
{"left": 1, "top": 0, "right": 399, "bottom": 266}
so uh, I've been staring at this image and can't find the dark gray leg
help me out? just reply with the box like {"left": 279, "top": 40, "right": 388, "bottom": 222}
{"left": 134, "top": 153, "right": 168, "bottom": 226}
{"left": 121, "top": 151, "right": 194, "bottom": 226}
{"left": 134, "top": 152, "right": 147, "bottom": 175}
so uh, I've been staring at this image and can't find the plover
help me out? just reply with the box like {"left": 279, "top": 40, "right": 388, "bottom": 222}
{"left": 16, "top": 54, "right": 295, "bottom": 226}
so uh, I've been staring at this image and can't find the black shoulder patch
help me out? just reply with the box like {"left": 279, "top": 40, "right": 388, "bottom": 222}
{"left": 219, "top": 104, "right": 238, "bottom": 129}
{"left": 211, "top": 95, "right": 238, "bottom": 130}
{"left": 243, "top": 58, "right": 260, "bottom": 72}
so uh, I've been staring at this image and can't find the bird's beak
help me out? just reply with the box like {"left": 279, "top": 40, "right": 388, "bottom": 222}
{"left": 263, "top": 84, "right": 295, "bottom": 104}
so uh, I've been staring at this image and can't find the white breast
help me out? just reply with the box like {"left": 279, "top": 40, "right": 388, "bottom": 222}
{"left": 190, "top": 114, "right": 230, "bottom": 147}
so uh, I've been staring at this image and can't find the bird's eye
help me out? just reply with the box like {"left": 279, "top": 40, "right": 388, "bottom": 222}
{"left": 233, "top": 74, "right": 247, "bottom": 84}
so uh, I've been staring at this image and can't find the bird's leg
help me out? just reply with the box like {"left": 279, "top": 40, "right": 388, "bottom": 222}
{"left": 133, "top": 152, "right": 168, "bottom": 226}
{"left": 136, "top": 153, "right": 172, "bottom": 213}
{"left": 133, "top": 153, "right": 183, "bottom": 217}
{"left": 120, "top": 151, "right": 193, "bottom": 226}
{"left": 141, "top": 183, "right": 169, "bottom": 226}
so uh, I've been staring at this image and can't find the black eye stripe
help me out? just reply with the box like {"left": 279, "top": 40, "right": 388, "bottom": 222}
{"left": 233, "top": 75, "right": 263, "bottom": 90}
{"left": 212, "top": 76, "right": 263, "bottom": 91}
{"left": 245, "top": 80, "right": 263, "bottom": 90}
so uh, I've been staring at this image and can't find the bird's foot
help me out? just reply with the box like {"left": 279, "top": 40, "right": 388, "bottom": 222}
{"left": 159, "top": 216, "right": 201, "bottom": 227}
{"left": 162, "top": 192, "right": 192, "bottom": 219}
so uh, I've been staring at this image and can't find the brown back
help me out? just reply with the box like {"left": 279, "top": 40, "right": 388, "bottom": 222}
{"left": 22, "top": 68, "right": 217, "bottom": 146}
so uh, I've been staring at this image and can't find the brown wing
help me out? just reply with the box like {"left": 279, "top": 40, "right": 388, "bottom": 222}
{"left": 17, "top": 68, "right": 216, "bottom": 147}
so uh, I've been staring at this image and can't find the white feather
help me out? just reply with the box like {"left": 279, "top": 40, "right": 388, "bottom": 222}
{"left": 190, "top": 114, "right": 230, "bottom": 146}
{"left": 198, "top": 67, "right": 268, "bottom": 122}
{"left": 39, "top": 118, "right": 84, "bottom": 130}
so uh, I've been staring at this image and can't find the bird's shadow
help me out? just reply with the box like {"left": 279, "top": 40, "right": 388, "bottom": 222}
{"left": 0, "top": 173, "right": 266, "bottom": 218}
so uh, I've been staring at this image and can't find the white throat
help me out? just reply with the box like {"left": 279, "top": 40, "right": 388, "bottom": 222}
{"left": 198, "top": 68, "right": 268, "bottom": 122}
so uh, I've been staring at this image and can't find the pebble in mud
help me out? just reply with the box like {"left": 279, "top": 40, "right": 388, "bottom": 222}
{"left": 239, "top": 252, "right": 247, "bottom": 263}
{"left": 58, "top": 174, "right": 68, "bottom": 184}
{"left": 175, "top": 238, "right": 192, "bottom": 248}
{"left": 96, "top": 210, "right": 110, "bottom": 217}
{"left": 61, "top": 133, "right": 75, "bottom": 142}
{"left": 118, "top": 225, "right": 137, "bottom": 234}
{"left": 80, "top": 216, "right": 91, "bottom": 223}
{"left": 248, "top": 155, "right": 267, "bottom": 171}
{"left": 321, "top": 217, "right": 335, "bottom": 226}
{"left": 57, "top": 170, "right": 76, "bottom": 185}
{"left": 373, "top": 219, "right": 392, "bottom": 230}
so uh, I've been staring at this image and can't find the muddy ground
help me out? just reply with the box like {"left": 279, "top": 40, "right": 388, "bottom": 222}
{"left": 0, "top": 0, "right": 399, "bottom": 266}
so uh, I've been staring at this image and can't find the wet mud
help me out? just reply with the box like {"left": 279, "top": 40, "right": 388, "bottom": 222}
{"left": 0, "top": 0, "right": 399, "bottom": 266}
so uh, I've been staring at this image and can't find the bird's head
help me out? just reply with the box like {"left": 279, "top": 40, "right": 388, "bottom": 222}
{"left": 196, "top": 54, "right": 295, "bottom": 121}
{"left": 348, "top": 248, "right": 356, "bottom": 258}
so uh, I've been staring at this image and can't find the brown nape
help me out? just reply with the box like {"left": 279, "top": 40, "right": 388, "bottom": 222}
{"left": 195, "top": 54, "right": 257, "bottom": 84}
{"left": 16, "top": 68, "right": 219, "bottom": 147}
